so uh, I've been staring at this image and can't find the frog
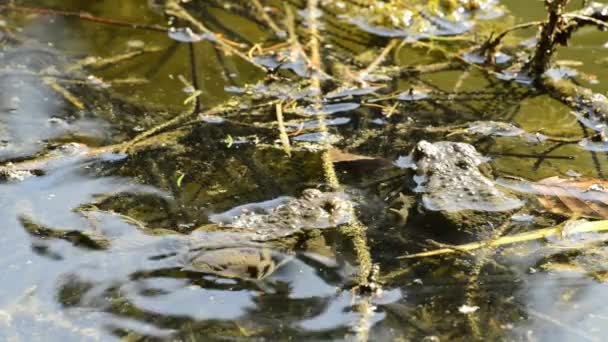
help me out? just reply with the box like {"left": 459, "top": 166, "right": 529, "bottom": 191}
{"left": 204, "top": 188, "right": 353, "bottom": 241}
{"left": 179, "top": 247, "right": 292, "bottom": 281}
{"left": 22, "top": 188, "right": 354, "bottom": 281}
{"left": 152, "top": 189, "right": 354, "bottom": 280}
{"left": 405, "top": 140, "right": 523, "bottom": 239}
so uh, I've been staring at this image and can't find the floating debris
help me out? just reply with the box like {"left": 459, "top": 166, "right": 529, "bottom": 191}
{"left": 398, "top": 88, "right": 431, "bottom": 101}
{"left": 325, "top": 86, "right": 380, "bottom": 99}
{"left": 286, "top": 117, "right": 350, "bottom": 129}
{"left": 293, "top": 132, "right": 341, "bottom": 144}
{"left": 511, "top": 213, "right": 535, "bottom": 223}
{"left": 168, "top": 27, "right": 215, "bottom": 43}
{"left": 545, "top": 67, "right": 579, "bottom": 80}
{"left": 393, "top": 155, "right": 415, "bottom": 169}
{"left": 299, "top": 102, "right": 360, "bottom": 116}
{"left": 458, "top": 305, "right": 480, "bottom": 314}
{"left": 463, "top": 51, "right": 512, "bottom": 65}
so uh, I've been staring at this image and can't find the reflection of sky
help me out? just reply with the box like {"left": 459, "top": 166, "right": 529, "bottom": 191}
{"left": 123, "top": 277, "right": 257, "bottom": 320}
{"left": 0, "top": 154, "right": 383, "bottom": 340}
{"left": 0, "top": 59, "right": 108, "bottom": 161}
{"left": 514, "top": 273, "right": 608, "bottom": 341}
{"left": 0, "top": 156, "right": 166, "bottom": 340}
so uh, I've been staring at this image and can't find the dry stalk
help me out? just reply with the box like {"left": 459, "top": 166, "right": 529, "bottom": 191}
{"left": 399, "top": 220, "right": 608, "bottom": 259}
{"left": 304, "top": 1, "right": 374, "bottom": 339}
{"left": 356, "top": 39, "right": 399, "bottom": 83}
{"left": 42, "top": 77, "right": 85, "bottom": 110}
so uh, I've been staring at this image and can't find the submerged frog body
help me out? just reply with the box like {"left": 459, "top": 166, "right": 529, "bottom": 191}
{"left": 412, "top": 140, "right": 522, "bottom": 213}
{"left": 23, "top": 188, "right": 352, "bottom": 282}
{"left": 208, "top": 189, "right": 353, "bottom": 241}
{"left": 125, "top": 189, "right": 352, "bottom": 280}
{"left": 180, "top": 247, "right": 292, "bottom": 281}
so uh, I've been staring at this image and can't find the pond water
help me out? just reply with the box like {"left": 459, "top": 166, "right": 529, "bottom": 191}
{"left": 2, "top": 0, "right": 608, "bottom": 341}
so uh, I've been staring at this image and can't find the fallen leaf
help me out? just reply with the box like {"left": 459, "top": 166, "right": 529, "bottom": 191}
{"left": 532, "top": 176, "right": 608, "bottom": 219}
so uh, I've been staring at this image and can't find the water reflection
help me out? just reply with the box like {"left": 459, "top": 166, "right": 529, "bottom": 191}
{"left": 3, "top": 0, "right": 608, "bottom": 340}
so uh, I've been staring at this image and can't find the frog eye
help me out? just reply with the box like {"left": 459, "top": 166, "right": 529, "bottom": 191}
{"left": 322, "top": 200, "right": 338, "bottom": 213}
{"left": 456, "top": 160, "right": 470, "bottom": 169}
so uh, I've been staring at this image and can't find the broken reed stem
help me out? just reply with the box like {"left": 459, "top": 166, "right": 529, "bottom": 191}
{"left": 304, "top": 2, "right": 373, "bottom": 339}
{"left": 42, "top": 77, "right": 85, "bottom": 110}
{"left": 399, "top": 220, "right": 608, "bottom": 259}
{"left": 66, "top": 47, "right": 163, "bottom": 72}
{"left": 275, "top": 102, "right": 292, "bottom": 156}
{"left": 357, "top": 39, "right": 399, "bottom": 82}
{"left": 0, "top": 5, "right": 168, "bottom": 32}
{"left": 305, "top": 0, "right": 339, "bottom": 191}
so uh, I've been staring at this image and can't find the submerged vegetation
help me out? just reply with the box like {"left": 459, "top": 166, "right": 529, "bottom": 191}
{"left": 2, "top": 0, "right": 608, "bottom": 340}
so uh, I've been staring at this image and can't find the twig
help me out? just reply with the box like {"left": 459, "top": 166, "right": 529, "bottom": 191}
{"left": 356, "top": 39, "right": 399, "bottom": 83}
{"left": 42, "top": 77, "right": 84, "bottom": 110}
{"left": 66, "top": 47, "right": 163, "bottom": 72}
{"left": 399, "top": 220, "right": 608, "bottom": 259}
{"left": 565, "top": 13, "right": 608, "bottom": 30}
{"left": 485, "top": 21, "right": 544, "bottom": 52}
{"left": 0, "top": 5, "right": 168, "bottom": 32}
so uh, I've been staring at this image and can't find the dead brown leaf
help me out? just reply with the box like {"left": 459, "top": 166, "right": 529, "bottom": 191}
{"left": 533, "top": 176, "right": 608, "bottom": 219}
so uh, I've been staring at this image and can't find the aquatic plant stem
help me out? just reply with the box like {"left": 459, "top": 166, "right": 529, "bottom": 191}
{"left": 464, "top": 220, "right": 512, "bottom": 340}
{"left": 305, "top": 1, "right": 374, "bottom": 340}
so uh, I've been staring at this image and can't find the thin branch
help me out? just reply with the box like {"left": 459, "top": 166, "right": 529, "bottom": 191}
{"left": 356, "top": 39, "right": 399, "bottom": 83}
{"left": 565, "top": 13, "right": 608, "bottom": 30}
{"left": 0, "top": 5, "right": 168, "bottom": 32}
{"left": 399, "top": 220, "right": 608, "bottom": 259}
